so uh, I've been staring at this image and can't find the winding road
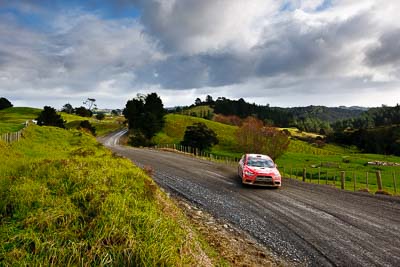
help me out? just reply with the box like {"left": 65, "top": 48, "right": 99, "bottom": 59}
{"left": 101, "top": 130, "right": 400, "bottom": 266}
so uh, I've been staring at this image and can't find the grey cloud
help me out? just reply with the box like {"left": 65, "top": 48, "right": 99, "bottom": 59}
{"left": 365, "top": 28, "right": 400, "bottom": 67}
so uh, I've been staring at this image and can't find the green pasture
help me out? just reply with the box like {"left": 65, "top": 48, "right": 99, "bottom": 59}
{"left": 0, "top": 125, "right": 218, "bottom": 265}
{"left": 0, "top": 107, "right": 41, "bottom": 134}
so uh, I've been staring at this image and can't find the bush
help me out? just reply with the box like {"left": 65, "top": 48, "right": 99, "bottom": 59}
{"left": 79, "top": 120, "right": 96, "bottom": 136}
{"left": 75, "top": 106, "right": 92, "bottom": 117}
{"left": 181, "top": 122, "right": 218, "bottom": 151}
{"left": 36, "top": 106, "right": 65, "bottom": 128}
{"left": 0, "top": 97, "right": 13, "bottom": 110}
{"left": 95, "top": 112, "right": 105, "bottom": 120}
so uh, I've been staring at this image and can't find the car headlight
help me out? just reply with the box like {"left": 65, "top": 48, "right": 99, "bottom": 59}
{"left": 244, "top": 170, "right": 254, "bottom": 176}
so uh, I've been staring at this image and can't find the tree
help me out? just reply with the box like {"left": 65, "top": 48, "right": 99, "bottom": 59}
{"left": 205, "top": 95, "right": 214, "bottom": 104}
{"left": 123, "top": 93, "right": 165, "bottom": 146}
{"left": 236, "top": 117, "right": 290, "bottom": 160}
{"left": 75, "top": 106, "right": 92, "bottom": 117}
{"left": 61, "top": 103, "right": 73, "bottom": 114}
{"left": 79, "top": 120, "right": 96, "bottom": 135}
{"left": 181, "top": 122, "right": 218, "bottom": 151}
{"left": 111, "top": 109, "right": 120, "bottom": 116}
{"left": 83, "top": 98, "right": 96, "bottom": 111}
{"left": 195, "top": 98, "right": 202, "bottom": 106}
{"left": 95, "top": 112, "right": 105, "bottom": 120}
{"left": 36, "top": 106, "right": 65, "bottom": 128}
{"left": 0, "top": 97, "right": 13, "bottom": 110}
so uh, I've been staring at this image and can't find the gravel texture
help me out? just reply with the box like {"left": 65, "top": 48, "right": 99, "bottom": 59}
{"left": 101, "top": 130, "right": 400, "bottom": 266}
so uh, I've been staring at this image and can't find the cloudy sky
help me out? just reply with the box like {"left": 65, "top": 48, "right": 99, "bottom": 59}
{"left": 0, "top": 0, "right": 399, "bottom": 109}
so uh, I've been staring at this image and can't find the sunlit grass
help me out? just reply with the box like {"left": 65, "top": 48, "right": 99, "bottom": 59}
{"left": 0, "top": 125, "right": 211, "bottom": 265}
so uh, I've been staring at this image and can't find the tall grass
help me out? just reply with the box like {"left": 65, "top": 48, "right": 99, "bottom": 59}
{"left": 0, "top": 125, "right": 209, "bottom": 265}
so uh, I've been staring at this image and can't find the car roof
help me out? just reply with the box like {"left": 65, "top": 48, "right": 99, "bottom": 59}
{"left": 246, "top": 154, "right": 273, "bottom": 161}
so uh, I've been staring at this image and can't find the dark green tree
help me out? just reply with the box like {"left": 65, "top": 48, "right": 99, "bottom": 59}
{"left": 123, "top": 93, "right": 165, "bottom": 145}
{"left": 61, "top": 103, "right": 73, "bottom": 114}
{"left": 0, "top": 97, "right": 13, "bottom": 110}
{"left": 181, "top": 122, "right": 219, "bottom": 151}
{"left": 195, "top": 98, "right": 202, "bottom": 106}
{"left": 79, "top": 120, "right": 96, "bottom": 135}
{"left": 75, "top": 106, "right": 93, "bottom": 117}
{"left": 95, "top": 112, "right": 105, "bottom": 120}
{"left": 36, "top": 106, "right": 65, "bottom": 128}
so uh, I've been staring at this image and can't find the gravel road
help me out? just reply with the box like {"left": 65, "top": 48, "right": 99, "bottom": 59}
{"left": 101, "top": 130, "right": 400, "bottom": 266}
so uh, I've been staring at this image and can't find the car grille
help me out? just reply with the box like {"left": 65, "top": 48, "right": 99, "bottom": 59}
{"left": 256, "top": 176, "right": 273, "bottom": 182}
{"left": 254, "top": 176, "right": 275, "bottom": 185}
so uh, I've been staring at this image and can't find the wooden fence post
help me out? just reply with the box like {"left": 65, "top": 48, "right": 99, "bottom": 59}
{"left": 302, "top": 168, "right": 306, "bottom": 182}
{"left": 340, "top": 171, "right": 345, "bottom": 190}
{"left": 376, "top": 171, "right": 383, "bottom": 191}
{"left": 393, "top": 172, "right": 397, "bottom": 194}
{"left": 366, "top": 172, "right": 369, "bottom": 190}
{"left": 318, "top": 167, "right": 321, "bottom": 184}
{"left": 326, "top": 171, "right": 328, "bottom": 184}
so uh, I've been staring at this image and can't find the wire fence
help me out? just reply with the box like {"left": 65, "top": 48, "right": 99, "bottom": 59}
{"left": 279, "top": 167, "right": 398, "bottom": 195}
{"left": 153, "top": 143, "right": 399, "bottom": 196}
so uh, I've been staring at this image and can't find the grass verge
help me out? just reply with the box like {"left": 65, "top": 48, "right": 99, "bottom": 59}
{"left": 0, "top": 125, "right": 218, "bottom": 265}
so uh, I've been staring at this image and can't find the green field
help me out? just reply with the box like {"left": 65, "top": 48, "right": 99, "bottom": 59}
{"left": 154, "top": 114, "right": 400, "bottom": 195}
{"left": 0, "top": 125, "right": 220, "bottom": 265}
{"left": 0, "top": 107, "right": 41, "bottom": 134}
{"left": 0, "top": 107, "right": 124, "bottom": 137}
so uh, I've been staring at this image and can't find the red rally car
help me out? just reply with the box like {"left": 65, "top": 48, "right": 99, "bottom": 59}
{"left": 238, "top": 154, "right": 281, "bottom": 187}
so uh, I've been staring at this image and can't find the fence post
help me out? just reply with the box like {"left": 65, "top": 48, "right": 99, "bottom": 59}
{"left": 366, "top": 172, "right": 369, "bottom": 190}
{"left": 318, "top": 167, "right": 321, "bottom": 184}
{"left": 340, "top": 171, "right": 345, "bottom": 190}
{"left": 393, "top": 172, "right": 397, "bottom": 194}
{"left": 302, "top": 168, "right": 306, "bottom": 182}
{"left": 376, "top": 171, "right": 383, "bottom": 191}
{"left": 326, "top": 171, "right": 328, "bottom": 184}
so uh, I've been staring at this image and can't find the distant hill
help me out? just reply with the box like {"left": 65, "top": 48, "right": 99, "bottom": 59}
{"left": 288, "top": 106, "right": 365, "bottom": 123}
{"left": 174, "top": 98, "right": 366, "bottom": 133}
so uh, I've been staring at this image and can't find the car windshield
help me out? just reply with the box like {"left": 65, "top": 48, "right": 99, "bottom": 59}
{"left": 247, "top": 157, "right": 275, "bottom": 168}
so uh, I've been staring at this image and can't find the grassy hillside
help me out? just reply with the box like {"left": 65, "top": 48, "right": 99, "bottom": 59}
{"left": 0, "top": 107, "right": 41, "bottom": 134}
{"left": 153, "top": 114, "right": 239, "bottom": 156}
{"left": 154, "top": 114, "right": 400, "bottom": 194}
{"left": 0, "top": 125, "right": 216, "bottom": 265}
{"left": 61, "top": 112, "right": 125, "bottom": 136}
{"left": 0, "top": 108, "right": 123, "bottom": 136}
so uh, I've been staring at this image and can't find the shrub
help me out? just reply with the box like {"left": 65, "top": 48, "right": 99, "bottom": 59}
{"left": 78, "top": 120, "right": 96, "bottom": 136}
{"left": 0, "top": 97, "right": 13, "bottom": 110}
{"left": 36, "top": 106, "right": 65, "bottom": 128}
{"left": 181, "top": 122, "right": 219, "bottom": 151}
